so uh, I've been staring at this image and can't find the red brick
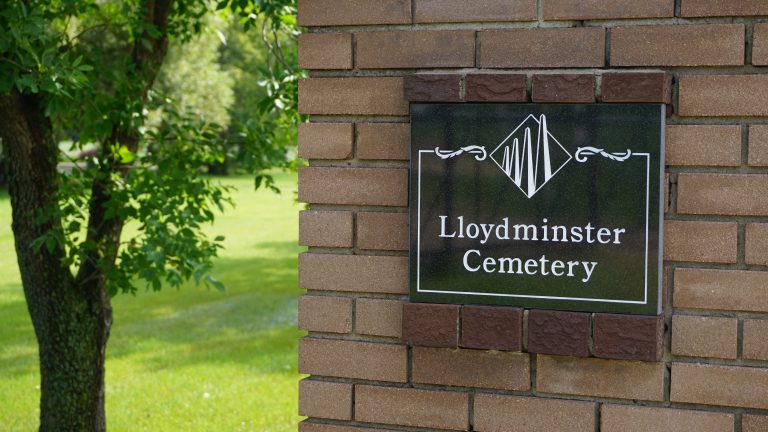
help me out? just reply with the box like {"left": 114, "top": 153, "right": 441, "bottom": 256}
{"left": 300, "top": 424, "right": 396, "bottom": 432}
{"left": 681, "top": 0, "right": 768, "bottom": 17}
{"left": 355, "top": 298, "right": 402, "bottom": 338}
{"left": 480, "top": 28, "right": 605, "bottom": 68}
{"left": 749, "top": 125, "right": 768, "bottom": 167}
{"left": 746, "top": 223, "right": 768, "bottom": 265}
{"left": 299, "top": 253, "right": 408, "bottom": 294}
{"left": 754, "top": 24, "right": 768, "bottom": 66}
{"left": 299, "top": 210, "right": 353, "bottom": 248}
{"left": 663, "top": 220, "right": 737, "bottom": 263}
{"left": 297, "top": 0, "right": 411, "bottom": 26}
{"left": 355, "top": 385, "right": 469, "bottom": 430}
{"left": 298, "top": 295, "right": 353, "bottom": 334}
{"left": 611, "top": 24, "right": 744, "bottom": 66}
{"left": 299, "top": 77, "right": 407, "bottom": 116}
{"left": 356, "top": 31, "right": 474, "bottom": 69}
{"left": 298, "top": 33, "right": 352, "bottom": 70}
{"left": 601, "top": 405, "right": 734, "bottom": 432}
{"left": 679, "top": 75, "right": 768, "bottom": 117}
{"left": 415, "top": 0, "right": 536, "bottom": 23}
{"left": 678, "top": 173, "right": 768, "bottom": 216}
{"left": 674, "top": 268, "right": 768, "bottom": 313}
{"left": 356, "top": 212, "right": 408, "bottom": 251}
{"left": 356, "top": 123, "right": 409, "bottom": 161}
{"left": 299, "top": 379, "right": 353, "bottom": 420}
{"left": 465, "top": 74, "right": 527, "bottom": 102}
{"left": 537, "top": 355, "right": 665, "bottom": 401}
{"left": 474, "top": 394, "right": 596, "bottom": 432}
{"left": 601, "top": 72, "right": 672, "bottom": 103}
{"left": 743, "top": 319, "right": 768, "bottom": 361}
{"left": 744, "top": 415, "right": 768, "bottom": 432}
{"left": 545, "top": 0, "right": 673, "bottom": 19}
{"left": 594, "top": 314, "right": 664, "bottom": 361}
{"left": 298, "top": 123, "right": 353, "bottom": 160}
{"left": 671, "top": 362, "right": 768, "bottom": 409}
{"left": 404, "top": 74, "right": 462, "bottom": 102}
{"left": 413, "top": 347, "right": 530, "bottom": 391}
{"left": 532, "top": 74, "right": 595, "bottom": 103}
{"left": 665, "top": 125, "right": 741, "bottom": 166}
{"left": 299, "top": 338, "right": 407, "bottom": 382}
{"left": 402, "top": 302, "right": 459, "bottom": 348}
{"left": 527, "top": 309, "right": 590, "bottom": 357}
{"left": 671, "top": 315, "right": 737, "bottom": 359}
{"left": 461, "top": 305, "right": 522, "bottom": 351}
{"left": 299, "top": 167, "right": 407, "bottom": 206}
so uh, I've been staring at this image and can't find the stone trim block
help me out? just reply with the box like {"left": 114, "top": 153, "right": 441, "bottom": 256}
{"left": 461, "top": 305, "right": 523, "bottom": 351}
{"left": 465, "top": 74, "right": 528, "bottom": 102}
{"left": 527, "top": 309, "right": 590, "bottom": 357}
{"left": 402, "top": 303, "right": 460, "bottom": 348}
{"left": 403, "top": 74, "right": 462, "bottom": 102}
{"left": 601, "top": 72, "right": 672, "bottom": 103}
{"left": 594, "top": 313, "right": 664, "bottom": 361}
{"left": 531, "top": 74, "right": 595, "bottom": 103}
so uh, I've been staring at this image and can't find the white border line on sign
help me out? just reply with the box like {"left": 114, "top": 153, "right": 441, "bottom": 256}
{"left": 416, "top": 150, "right": 651, "bottom": 305}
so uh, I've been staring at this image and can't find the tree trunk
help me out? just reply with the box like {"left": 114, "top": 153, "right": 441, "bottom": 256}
{"left": 0, "top": 90, "right": 113, "bottom": 432}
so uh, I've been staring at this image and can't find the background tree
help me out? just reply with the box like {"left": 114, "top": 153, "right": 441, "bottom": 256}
{"left": 0, "top": 1, "right": 300, "bottom": 430}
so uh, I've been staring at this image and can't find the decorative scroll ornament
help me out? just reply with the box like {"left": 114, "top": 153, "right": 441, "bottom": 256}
{"left": 434, "top": 145, "right": 487, "bottom": 161}
{"left": 574, "top": 146, "right": 632, "bottom": 163}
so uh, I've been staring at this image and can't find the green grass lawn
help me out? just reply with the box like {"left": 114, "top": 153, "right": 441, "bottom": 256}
{"left": 0, "top": 173, "right": 304, "bottom": 431}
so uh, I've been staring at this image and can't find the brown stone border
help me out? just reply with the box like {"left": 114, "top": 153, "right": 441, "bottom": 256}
{"left": 403, "top": 73, "right": 669, "bottom": 363}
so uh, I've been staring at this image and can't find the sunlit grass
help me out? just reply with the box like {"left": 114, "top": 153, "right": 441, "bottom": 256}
{"left": 0, "top": 173, "right": 304, "bottom": 431}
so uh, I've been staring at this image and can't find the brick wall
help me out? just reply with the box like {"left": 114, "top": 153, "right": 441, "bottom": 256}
{"left": 296, "top": 1, "right": 768, "bottom": 430}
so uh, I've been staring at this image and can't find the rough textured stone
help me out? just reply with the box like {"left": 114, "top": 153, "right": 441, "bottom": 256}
{"left": 681, "top": 0, "right": 768, "bottom": 17}
{"left": 674, "top": 268, "right": 768, "bottom": 313}
{"left": 299, "top": 253, "right": 408, "bottom": 294}
{"left": 754, "top": 24, "right": 768, "bottom": 66}
{"left": 474, "top": 394, "right": 595, "bottom": 432}
{"left": 299, "top": 77, "right": 407, "bottom": 115}
{"left": 593, "top": 314, "right": 664, "bottom": 361}
{"left": 743, "top": 319, "right": 768, "bottom": 361}
{"left": 465, "top": 74, "right": 527, "bottom": 102}
{"left": 298, "top": 338, "right": 407, "bottom": 382}
{"left": 461, "top": 305, "right": 523, "bottom": 351}
{"left": 299, "top": 210, "right": 353, "bottom": 248}
{"left": 298, "top": 380, "right": 353, "bottom": 420}
{"left": 356, "top": 123, "right": 409, "bottom": 161}
{"left": 545, "top": 0, "right": 673, "bottom": 19}
{"left": 671, "top": 315, "right": 737, "bottom": 359}
{"left": 679, "top": 75, "right": 768, "bottom": 117}
{"left": 480, "top": 28, "right": 605, "bottom": 68}
{"left": 671, "top": 362, "right": 768, "bottom": 409}
{"left": 678, "top": 173, "right": 768, "bottom": 216}
{"left": 610, "top": 24, "right": 744, "bottom": 66}
{"left": 601, "top": 405, "right": 734, "bottom": 432}
{"left": 356, "top": 30, "right": 475, "bottom": 69}
{"left": 402, "top": 303, "right": 459, "bottom": 348}
{"left": 356, "top": 212, "right": 408, "bottom": 251}
{"left": 298, "top": 295, "right": 353, "bottom": 334}
{"left": 298, "top": 33, "right": 352, "bottom": 70}
{"left": 403, "top": 74, "right": 462, "bottom": 102}
{"left": 415, "top": 0, "right": 536, "bottom": 23}
{"left": 298, "top": 123, "right": 353, "bottom": 160}
{"left": 297, "top": 0, "right": 411, "bottom": 26}
{"left": 748, "top": 125, "right": 768, "bottom": 166}
{"left": 412, "top": 347, "right": 530, "bottom": 391}
{"left": 537, "top": 355, "right": 665, "bottom": 401}
{"left": 355, "top": 385, "right": 469, "bottom": 430}
{"left": 744, "top": 415, "right": 768, "bottom": 432}
{"left": 355, "top": 298, "right": 403, "bottom": 338}
{"left": 746, "top": 223, "right": 768, "bottom": 265}
{"left": 300, "top": 424, "right": 394, "bottom": 432}
{"left": 663, "top": 220, "right": 737, "bottom": 263}
{"left": 531, "top": 74, "right": 595, "bottom": 103}
{"left": 601, "top": 72, "right": 672, "bottom": 103}
{"left": 665, "top": 125, "right": 741, "bottom": 166}
{"left": 299, "top": 167, "right": 408, "bottom": 207}
{"left": 527, "top": 309, "right": 590, "bottom": 357}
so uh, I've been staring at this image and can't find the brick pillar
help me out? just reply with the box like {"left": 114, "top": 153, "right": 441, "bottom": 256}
{"left": 296, "top": 1, "right": 768, "bottom": 430}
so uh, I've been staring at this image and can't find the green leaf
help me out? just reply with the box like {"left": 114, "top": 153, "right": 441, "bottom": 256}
{"left": 205, "top": 275, "right": 226, "bottom": 292}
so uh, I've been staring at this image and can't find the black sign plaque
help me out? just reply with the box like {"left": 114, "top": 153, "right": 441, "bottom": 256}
{"left": 409, "top": 104, "right": 664, "bottom": 314}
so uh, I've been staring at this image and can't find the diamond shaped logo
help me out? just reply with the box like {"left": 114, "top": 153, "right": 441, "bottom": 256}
{"left": 489, "top": 114, "right": 572, "bottom": 198}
